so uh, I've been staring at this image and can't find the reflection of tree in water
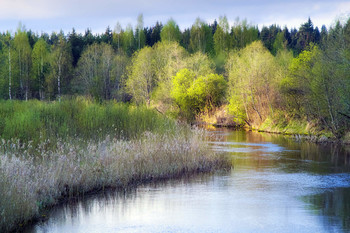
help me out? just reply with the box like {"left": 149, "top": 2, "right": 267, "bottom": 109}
{"left": 302, "top": 188, "right": 350, "bottom": 231}
{"left": 258, "top": 131, "right": 350, "bottom": 173}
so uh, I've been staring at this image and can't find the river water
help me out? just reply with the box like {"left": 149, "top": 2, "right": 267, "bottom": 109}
{"left": 26, "top": 130, "right": 350, "bottom": 233}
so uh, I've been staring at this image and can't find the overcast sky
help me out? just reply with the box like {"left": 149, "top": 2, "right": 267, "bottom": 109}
{"left": 0, "top": 0, "right": 349, "bottom": 34}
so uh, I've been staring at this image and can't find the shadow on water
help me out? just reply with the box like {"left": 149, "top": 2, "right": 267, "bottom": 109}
{"left": 301, "top": 187, "right": 350, "bottom": 231}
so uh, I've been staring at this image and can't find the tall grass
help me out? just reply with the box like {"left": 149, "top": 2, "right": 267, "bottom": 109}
{"left": 0, "top": 99, "right": 231, "bottom": 232}
{"left": 0, "top": 130, "right": 230, "bottom": 232}
{"left": 0, "top": 98, "right": 175, "bottom": 146}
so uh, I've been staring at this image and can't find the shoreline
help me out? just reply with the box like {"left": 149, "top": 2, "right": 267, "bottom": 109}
{"left": 196, "top": 120, "right": 349, "bottom": 145}
{"left": 21, "top": 169, "right": 229, "bottom": 232}
{"left": 1, "top": 131, "right": 231, "bottom": 233}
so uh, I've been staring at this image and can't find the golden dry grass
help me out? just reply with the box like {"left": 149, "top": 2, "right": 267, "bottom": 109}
{"left": 0, "top": 129, "right": 230, "bottom": 232}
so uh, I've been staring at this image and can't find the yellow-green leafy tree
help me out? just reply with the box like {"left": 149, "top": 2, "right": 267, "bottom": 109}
{"left": 226, "top": 41, "right": 278, "bottom": 126}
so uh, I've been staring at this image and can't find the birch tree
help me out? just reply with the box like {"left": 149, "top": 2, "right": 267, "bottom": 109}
{"left": 32, "top": 38, "right": 49, "bottom": 100}
{"left": 13, "top": 27, "right": 32, "bottom": 100}
{"left": 48, "top": 35, "right": 72, "bottom": 101}
{"left": 126, "top": 46, "right": 155, "bottom": 105}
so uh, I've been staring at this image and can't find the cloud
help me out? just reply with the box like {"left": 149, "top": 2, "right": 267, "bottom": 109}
{"left": 0, "top": 0, "right": 61, "bottom": 19}
{"left": 0, "top": 0, "right": 348, "bottom": 33}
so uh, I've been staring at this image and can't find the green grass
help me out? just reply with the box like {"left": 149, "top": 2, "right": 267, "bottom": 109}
{"left": 258, "top": 111, "right": 335, "bottom": 140}
{"left": 0, "top": 99, "right": 231, "bottom": 232}
{"left": 0, "top": 98, "right": 176, "bottom": 147}
{"left": 259, "top": 111, "right": 311, "bottom": 135}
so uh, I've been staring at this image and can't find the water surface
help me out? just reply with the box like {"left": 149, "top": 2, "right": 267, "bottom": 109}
{"left": 26, "top": 130, "right": 350, "bottom": 232}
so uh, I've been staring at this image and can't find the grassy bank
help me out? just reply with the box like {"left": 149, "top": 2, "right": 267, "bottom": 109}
{"left": 0, "top": 100, "right": 230, "bottom": 232}
{"left": 0, "top": 98, "right": 175, "bottom": 147}
{"left": 197, "top": 106, "right": 346, "bottom": 143}
{"left": 257, "top": 113, "right": 339, "bottom": 143}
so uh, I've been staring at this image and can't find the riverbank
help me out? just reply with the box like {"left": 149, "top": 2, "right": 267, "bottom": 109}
{"left": 0, "top": 129, "right": 231, "bottom": 233}
{"left": 196, "top": 106, "right": 350, "bottom": 144}
{"left": 0, "top": 100, "right": 231, "bottom": 232}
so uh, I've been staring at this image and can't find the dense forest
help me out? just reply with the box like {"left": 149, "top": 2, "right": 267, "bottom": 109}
{"left": 0, "top": 15, "right": 350, "bottom": 139}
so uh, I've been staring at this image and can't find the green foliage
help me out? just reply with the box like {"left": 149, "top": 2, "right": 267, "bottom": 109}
{"left": 188, "top": 73, "right": 227, "bottom": 111}
{"left": 13, "top": 27, "right": 32, "bottom": 100}
{"left": 190, "top": 18, "right": 214, "bottom": 54}
{"left": 47, "top": 34, "right": 73, "bottom": 100}
{"left": 126, "top": 46, "right": 155, "bottom": 105}
{"left": 160, "top": 18, "right": 181, "bottom": 43}
{"left": 151, "top": 41, "right": 187, "bottom": 112}
{"left": 121, "top": 24, "right": 135, "bottom": 56}
{"left": 185, "top": 51, "right": 215, "bottom": 76}
{"left": 171, "top": 68, "right": 226, "bottom": 120}
{"left": 74, "top": 43, "right": 116, "bottom": 100}
{"left": 281, "top": 44, "right": 320, "bottom": 117}
{"left": 31, "top": 38, "right": 50, "bottom": 99}
{"left": 231, "top": 19, "right": 259, "bottom": 49}
{"left": 226, "top": 41, "right": 277, "bottom": 126}
{"left": 0, "top": 16, "right": 350, "bottom": 138}
{"left": 0, "top": 99, "right": 176, "bottom": 146}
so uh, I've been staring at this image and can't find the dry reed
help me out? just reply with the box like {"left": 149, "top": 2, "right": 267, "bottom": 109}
{"left": 0, "top": 129, "right": 230, "bottom": 232}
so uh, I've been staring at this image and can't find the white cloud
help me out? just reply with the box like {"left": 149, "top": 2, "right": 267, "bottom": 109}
{"left": 0, "top": 0, "right": 348, "bottom": 33}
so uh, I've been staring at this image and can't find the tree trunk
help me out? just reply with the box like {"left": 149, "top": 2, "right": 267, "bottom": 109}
{"left": 8, "top": 46, "right": 11, "bottom": 100}
{"left": 58, "top": 53, "right": 62, "bottom": 102}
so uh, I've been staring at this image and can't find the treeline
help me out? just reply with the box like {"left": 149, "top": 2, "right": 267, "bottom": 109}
{"left": 0, "top": 16, "right": 324, "bottom": 101}
{"left": 0, "top": 15, "right": 349, "bottom": 138}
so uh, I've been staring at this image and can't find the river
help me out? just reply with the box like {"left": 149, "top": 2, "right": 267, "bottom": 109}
{"left": 25, "top": 130, "right": 350, "bottom": 233}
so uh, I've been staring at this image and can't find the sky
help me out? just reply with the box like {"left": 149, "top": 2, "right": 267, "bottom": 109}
{"left": 0, "top": 0, "right": 349, "bottom": 34}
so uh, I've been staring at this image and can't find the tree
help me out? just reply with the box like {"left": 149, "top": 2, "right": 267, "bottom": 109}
{"left": 84, "top": 28, "right": 95, "bottom": 46}
{"left": 185, "top": 51, "right": 215, "bottom": 77}
{"left": 187, "top": 73, "right": 226, "bottom": 113}
{"left": 13, "top": 26, "right": 32, "bottom": 100}
{"left": 231, "top": 18, "right": 259, "bottom": 50}
{"left": 0, "top": 32, "right": 13, "bottom": 99}
{"left": 111, "top": 51, "right": 129, "bottom": 101}
{"left": 113, "top": 22, "right": 123, "bottom": 51}
{"left": 314, "top": 23, "right": 350, "bottom": 137}
{"left": 75, "top": 43, "right": 115, "bottom": 100}
{"left": 295, "top": 18, "right": 315, "bottom": 53}
{"left": 145, "top": 22, "right": 162, "bottom": 47}
{"left": 101, "top": 26, "right": 113, "bottom": 44}
{"left": 280, "top": 44, "right": 320, "bottom": 118}
{"left": 226, "top": 41, "right": 277, "bottom": 126}
{"left": 160, "top": 18, "right": 181, "bottom": 43}
{"left": 152, "top": 41, "right": 187, "bottom": 112}
{"left": 171, "top": 68, "right": 226, "bottom": 120}
{"left": 135, "top": 14, "right": 145, "bottom": 50}
{"left": 260, "top": 24, "right": 281, "bottom": 52}
{"left": 126, "top": 46, "right": 155, "bottom": 105}
{"left": 171, "top": 68, "right": 196, "bottom": 118}
{"left": 213, "top": 16, "right": 230, "bottom": 55}
{"left": 32, "top": 38, "right": 49, "bottom": 99}
{"left": 189, "top": 18, "right": 213, "bottom": 54}
{"left": 47, "top": 34, "right": 72, "bottom": 101}
{"left": 180, "top": 28, "right": 191, "bottom": 51}
{"left": 121, "top": 24, "right": 135, "bottom": 55}
{"left": 272, "top": 31, "right": 286, "bottom": 55}
{"left": 68, "top": 28, "right": 84, "bottom": 67}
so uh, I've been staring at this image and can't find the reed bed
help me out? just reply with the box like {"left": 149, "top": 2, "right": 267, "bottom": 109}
{"left": 0, "top": 129, "right": 230, "bottom": 232}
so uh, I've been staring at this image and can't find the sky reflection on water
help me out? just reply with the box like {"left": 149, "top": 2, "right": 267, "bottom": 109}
{"left": 26, "top": 130, "right": 350, "bottom": 233}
